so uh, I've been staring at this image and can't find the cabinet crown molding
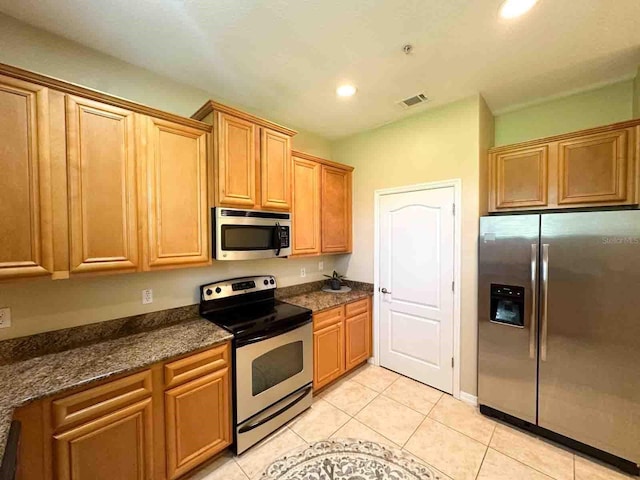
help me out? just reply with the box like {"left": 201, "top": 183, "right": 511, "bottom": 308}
{"left": 192, "top": 100, "right": 298, "bottom": 137}
{"left": 489, "top": 118, "right": 640, "bottom": 153}
{"left": 292, "top": 150, "right": 355, "bottom": 172}
{"left": 0, "top": 62, "right": 211, "bottom": 132}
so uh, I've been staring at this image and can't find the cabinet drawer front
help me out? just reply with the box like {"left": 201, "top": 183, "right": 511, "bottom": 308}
{"left": 52, "top": 370, "right": 152, "bottom": 431}
{"left": 164, "top": 344, "right": 229, "bottom": 389}
{"left": 345, "top": 298, "right": 369, "bottom": 318}
{"left": 313, "top": 306, "right": 344, "bottom": 331}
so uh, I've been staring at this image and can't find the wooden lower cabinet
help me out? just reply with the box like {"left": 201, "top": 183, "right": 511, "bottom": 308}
{"left": 313, "top": 321, "right": 345, "bottom": 390}
{"left": 14, "top": 343, "right": 232, "bottom": 480}
{"left": 345, "top": 312, "right": 371, "bottom": 371}
{"left": 165, "top": 368, "right": 231, "bottom": 479}
{"left": 313, "top": 298, "right": 372, "bottom": 390}
{"left": 53, "top": 399, "right": 154, "bottom": 480}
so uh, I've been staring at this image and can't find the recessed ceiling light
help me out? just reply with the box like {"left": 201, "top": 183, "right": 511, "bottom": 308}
{"left": 499, "top": 0, "right": 538, "bottom": 19}
{"left": 336, "top": 85, "right": 357, "bottom": 97}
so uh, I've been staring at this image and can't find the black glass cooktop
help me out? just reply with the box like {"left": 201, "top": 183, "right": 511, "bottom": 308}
{"left": 200, "top": 299, "right": 311, "bottom": 345}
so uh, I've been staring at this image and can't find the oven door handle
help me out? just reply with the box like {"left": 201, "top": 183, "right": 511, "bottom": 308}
{"left": 238, "top": 385, "right": 312, "bottom": 434}
{"left": 274, "top": 222, "right": 282, "bottom": 256}
{"left": 235, "top": 318, "right": 312, "bottom": 347}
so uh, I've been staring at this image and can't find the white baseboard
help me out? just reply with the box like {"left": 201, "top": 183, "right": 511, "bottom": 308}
{"left": 459, "top": 391, "right": 478, "bottom": 406}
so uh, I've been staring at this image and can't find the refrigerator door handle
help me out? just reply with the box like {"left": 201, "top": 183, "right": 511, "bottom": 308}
{"left": 530, "top": 244, "right": 538, "bottom": 359}
{"left": 541, "top": 244, "right": 550, "bottom": 361}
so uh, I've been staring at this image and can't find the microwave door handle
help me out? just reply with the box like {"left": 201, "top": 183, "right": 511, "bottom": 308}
{"left": 274, "top": 222, "right": 282, "bottom": 256}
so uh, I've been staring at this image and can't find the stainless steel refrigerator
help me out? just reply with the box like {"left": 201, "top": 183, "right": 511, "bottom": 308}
{"left": 479, "top": 210, "right": 640, "bottom": 474}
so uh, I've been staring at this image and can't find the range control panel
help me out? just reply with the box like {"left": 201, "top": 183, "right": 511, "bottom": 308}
{"left": 201, "top": 275, "right": 276, "bottom": 301}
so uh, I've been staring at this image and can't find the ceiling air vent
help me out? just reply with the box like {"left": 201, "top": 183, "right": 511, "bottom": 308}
{"left": 398, "top": 93, "right": 429, "bottom": 109}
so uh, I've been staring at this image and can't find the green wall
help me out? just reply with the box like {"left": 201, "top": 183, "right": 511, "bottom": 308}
{"left": 494, "top": 80, "right": 634, "bottom": 146}
{"left": 634, "top": 67, "right": 640, "bottom": 118}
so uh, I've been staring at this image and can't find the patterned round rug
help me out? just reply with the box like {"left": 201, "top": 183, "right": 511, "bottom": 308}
{"left": 260, "top": 439, "right": 441, "bottom": 480}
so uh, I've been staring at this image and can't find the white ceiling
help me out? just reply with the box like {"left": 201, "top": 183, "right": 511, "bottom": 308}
{"left": 1, "top": 0, "right": 639, "bottom": 139}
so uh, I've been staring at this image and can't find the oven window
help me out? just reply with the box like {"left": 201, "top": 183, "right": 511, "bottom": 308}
{"left": 252, "top": 341, "right": 303, "bottom": 396}
{"left": 222, "top": 225, "right": 275, "bottom": 251}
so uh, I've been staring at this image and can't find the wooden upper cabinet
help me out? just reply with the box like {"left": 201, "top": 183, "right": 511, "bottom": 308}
{"left": 66, "top": 95, "right": 139, "bottom": 274}
{"left": 0, "top": 75, "right": 53, "bottom": 280}
{"left": 261, "top": 128, "right": 292, "bottom": 210}
{"left": 491, "top": 146, "right": 548, "bottom": 210}
{"left": 53, "top": 398, "right": 154, "bottom": 480}
{"left": 216, "top": 112, "right": 258, "bottom": 208}
{"left": 557, "top": 129, "right": 633, "bottom": 205}
{"left": 292, "top": 156, "right": 321, "bottom": 255}
{"left": 142, "top": 117, "right": 210, "bottom": 269}
{"left": 321, "top": 165, "right": 352, "bottom": 253}
{"left": 193, "top": 101, "right": 297, "bottom": 211}
{"left": 488, "top": 121, "right": 639, "bottom": 212}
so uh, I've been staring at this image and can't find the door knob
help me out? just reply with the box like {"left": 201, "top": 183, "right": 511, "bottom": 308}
{"left": 381, "top": 288, "right": 391, "bottom": 294}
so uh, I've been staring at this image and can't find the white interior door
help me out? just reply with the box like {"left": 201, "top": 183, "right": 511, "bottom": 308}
{"left": 378, "top": 187, "right": 455, "bottom": 393}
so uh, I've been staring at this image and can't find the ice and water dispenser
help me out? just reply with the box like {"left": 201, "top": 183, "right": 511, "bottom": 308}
{"left": 490, "top": 284, "right": 525, "bottom": 327}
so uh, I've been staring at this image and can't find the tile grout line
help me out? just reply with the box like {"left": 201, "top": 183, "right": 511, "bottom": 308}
{"left": 487, "top": 430, "right": 569, "bottom": 480}
{"left": 425, "top": 413, "right": 494, "bottom": 447}
{"left": 474, "top": 425, "right": 497, "bottom": 480}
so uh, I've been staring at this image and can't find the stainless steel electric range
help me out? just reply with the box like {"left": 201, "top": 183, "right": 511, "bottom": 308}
{"left": 199, "top": 276, "right": 313, "bottom": 454}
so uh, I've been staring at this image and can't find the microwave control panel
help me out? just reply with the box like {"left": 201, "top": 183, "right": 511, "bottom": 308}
{"left": 280, "top": 226, "right": 290, "bottom": 248}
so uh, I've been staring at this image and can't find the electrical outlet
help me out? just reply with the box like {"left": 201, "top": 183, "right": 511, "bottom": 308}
{"left": 142, "top": 289, "right": 153, "bottom": 305}
{"left": 0, "top": 308, "right": 11, "bottom": 329}
{"left": 300, "top": 268, "right": 306, "bottom": 278}
{"left": 318, "top": 261, "right": 324, "bottom": 271}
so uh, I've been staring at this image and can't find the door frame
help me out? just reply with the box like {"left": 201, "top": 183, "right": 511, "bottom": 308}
{"left": 373, "top": 179, "right": 462, "bottom": 400}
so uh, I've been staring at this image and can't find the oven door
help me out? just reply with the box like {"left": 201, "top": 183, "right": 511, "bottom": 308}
{"left": 235, "top": 322, "right": 312, "bottom": 423}
{"left": 214, "top": 208, "right": 291, "bottom": 260}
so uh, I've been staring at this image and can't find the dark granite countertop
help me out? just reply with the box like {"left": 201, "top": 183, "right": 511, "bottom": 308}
{"left": 281, "top": 289, "right": 372, "bottom": 312}
{"left": 0, "top": 316, "right": 231, "bottom": 462}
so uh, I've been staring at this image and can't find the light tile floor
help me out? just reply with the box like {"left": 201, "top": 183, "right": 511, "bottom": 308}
{"left": 187, "top": 364, "right": 636, "bottom": 480}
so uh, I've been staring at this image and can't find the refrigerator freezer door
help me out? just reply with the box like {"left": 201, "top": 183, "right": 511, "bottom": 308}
{"left": 539, "top": 211, "right": 640, "bottom": 465}
{"left": 479, "top": 214, "right": 540, "bottom": 424}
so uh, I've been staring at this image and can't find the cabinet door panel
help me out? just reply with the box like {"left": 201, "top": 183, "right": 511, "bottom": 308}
{"left": 261, "top": 128, "right": 291, "bottom": 210}
{"left": 0, "top": 75, "right": 53, "bottom": 279}
{"left": 53, "top": 399, "right": 153, "bottom": 480}
{"left": 313, "top": 322, "right": 344, "bottom": 390}
{"left": 345, "top": 311, "right": 371, "bottom": 371}
{"left": 217, "top": 113, "right": 257, "bottom": 207}
{"left": 557, "top": 129, "right": 633, "bottom": 205}
{"left": 165, "top": 368, "right": 231, "bottom": 479}
{"left": 66, "top": 96, "right": 138, "bottom": 273}
{"left": 321, "top": 166, "right": 352, "bottom": 253}
{"left": 292, "top": 157, "right": 321, "bottom": 255}
{"left": 144, "top": 117, "right": 209, "bottom": 269}
{"left": 493, "top": 146, "right": 548, "bottom": 209}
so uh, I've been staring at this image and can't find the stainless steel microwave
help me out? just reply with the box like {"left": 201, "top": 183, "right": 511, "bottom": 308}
{"left": 213, "top": 208, "right": 291, "bottom": 260}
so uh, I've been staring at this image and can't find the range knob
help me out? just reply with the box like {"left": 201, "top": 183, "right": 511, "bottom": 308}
{"left": 264, "top": 279, "right": 269, "bottom": 286}
{"left": 270, "top": 279, "right": 275, "bottom": 285}
{"left": 215, "top": 287, "right": 222, "bottom": 294}
{"left": 205, "top": 288, "right": 213, "bottom": 296}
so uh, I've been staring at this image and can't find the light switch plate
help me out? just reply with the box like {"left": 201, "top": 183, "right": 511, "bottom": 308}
{"left": 318, "top": 261, "right": 324, "bottom": 271}
{"left": 300, "top": 268, "right": 306, "bottom": 278}
{"left": 142, "top": 289, "right": 153, "bottom": 305}
{"left": 0, "top": 308, "right": 11, "bottom": 329}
